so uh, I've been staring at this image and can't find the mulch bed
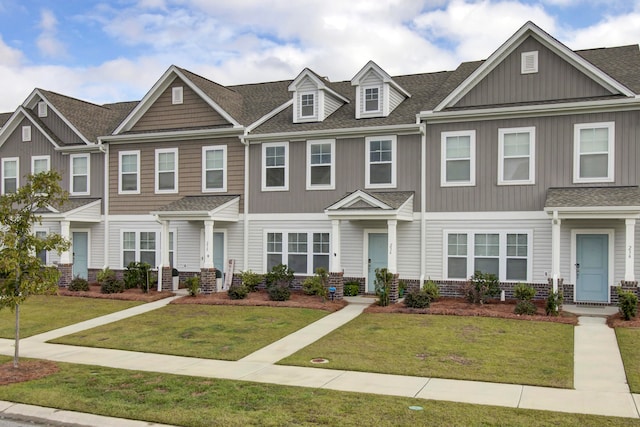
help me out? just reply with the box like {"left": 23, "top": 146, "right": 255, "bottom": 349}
{"left": 58, "top": 285, "right": 175, "bottom": 302}
{"left": 365, "top": 297, "right": 579, "bottom": 325}
{"left": 172, "top": 290, "right": 348, "bottom": 312}
{"left": 0, "top": 360, "right": 59, "bottom": 386}
{"left": 607, "top": 312, "right": 640, "bottom": 328}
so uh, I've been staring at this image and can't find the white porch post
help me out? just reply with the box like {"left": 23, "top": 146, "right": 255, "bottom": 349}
{"left": 204, "top": 220, "right": 215, "bottom": 269}
{"left": 387, "top": 219, "right": 397, "bottom": 274}
{"left": 59, "top": 220, "right": 71, "bottom": 264}
{"left": 161, "top": 220, "right": 170, "bottom": 267}
{"left": 551, "top": 211, "right": 561, "bottom": 292}
{"left": 625, "top": 218, "right": 636, "bottom": 282}
{"left": 331, "top": 219, "right": 341, "bottom": 272}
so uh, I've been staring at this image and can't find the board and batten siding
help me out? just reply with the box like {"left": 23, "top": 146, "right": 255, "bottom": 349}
{"left": 248, "top": 133, "right": 421, "bottom": 213}
{"left": 425, "top": 110, "right": 640, "bottom": 212}
{"left": 131, "top": 76, "right": 230, "bottom": 132}
{"left": 31, "top": 103, "right": 84, "bottom": 145}
{"left": 108, "top": 137, "right": 244, "bottom": 215}
{"left": 455, "top": 36, "right": 612, "bottom": 108}
{"left": 424, "top": 216, "right": 551, "bottom": 283}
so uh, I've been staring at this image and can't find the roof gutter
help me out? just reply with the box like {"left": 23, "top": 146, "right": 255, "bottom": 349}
{"left": 244, "top": 123, "right": 421, "bottom": 143}
{"left": 99, "top": 126, "right": 244, "bottom": 144}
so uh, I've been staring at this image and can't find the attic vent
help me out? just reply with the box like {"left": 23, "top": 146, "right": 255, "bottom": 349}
{"left": 521, "top": 51, "right": 538, "bottom": 74}
{"left": 172, "top": 86, "right": 184, "bottom": 105}
{"left": 22, "top": 125, "right": 31, "bottom": 142}
{"left": 37, "top": 101, "right": 48, "bottom": 117}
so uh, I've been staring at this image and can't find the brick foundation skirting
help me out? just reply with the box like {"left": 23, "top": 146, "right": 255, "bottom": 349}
{"left": 57, "top": 264, "right": 73, "bottom": 287}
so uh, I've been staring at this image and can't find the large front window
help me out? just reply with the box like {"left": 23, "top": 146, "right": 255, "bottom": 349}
{"left": 155, "top": 148, "right": 177, "bottom": 193}
{"left": 574, "top": 122, "right": 614, "bottom": 183}
{"left": 122, "top": 231, "right": 158, "bottom": 267}
{"left": 119, "top": 151, "right": 139, "bottom": 194}
{"left": 266, "top": 231, "right": 330, "bottom": 274}
{"left": 366, "top": 136, "right": 396, "bottom": 188}
{"left": 262, "top": 142, "right": 288, "bottom": 191}
{"left": 202, "top": 146, "right": 226, "bottom": 192}
{"left": 441, "top": 131, "right": 475, "bottom": 186}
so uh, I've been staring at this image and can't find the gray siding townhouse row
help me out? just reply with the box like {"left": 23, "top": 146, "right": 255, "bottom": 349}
{"left": 0, "top": 21, "right": 639, "bottom": 303}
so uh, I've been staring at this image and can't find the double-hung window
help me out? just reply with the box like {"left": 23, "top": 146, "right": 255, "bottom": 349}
{"left": 202, "top": 145, "right": 226, "bottom": 192}
{"left": 155, "top": 148, "right": 178, "bottom": 193}
{"left": 498, "top": 127, "right": 535, "bottom": 185}
{"left": 2, "top": 157, "right": 18, "bottom": 194}
{"left": 307, "top": 139, "right": 335, "bottom": 190}
{"left": 266, "top": 231, "right": 330, "bottom": 274}
{"left": 573, "top": 122, "right": 614, "bottom": 183}
{"left": 31, "top": 155, "right": 50, "bottom": 175}
{"left": 35, "top": 229, "right": 48, "bottom": 264}
{"left": 441, "top": 130, "right": 475, "bottom": 186}
{"left": 445, "top": 231, "right": 530, "bottom": 281}
{"left": 364, "top": 86, "right": 381, "bottom": 112}
{"left": 70, "top": 154, "right": 90, "bottom": 195}
{"left": 122, "top": 231, "right": 157, "bottom": 268}
{"left": 119, "top": 151, "right": 140, "bottom": 194}
{"left": 300, "top": 92, "right": 315, "bottom": 118}
{"left": 366, "top": 135, "right": 396, "bottom": 188}
{"left": 262, "top": 142, "right": 288, "bottom": 191}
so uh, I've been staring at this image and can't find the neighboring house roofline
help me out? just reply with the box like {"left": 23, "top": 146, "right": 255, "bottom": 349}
{"left": 245, "top": 99, "right": 293, "bottom": 134}
{"left": 113, "top": 65, "right": 242, "bottom": 135}
{"left": 434, "top": 21, "right": 636, "bottom": 111}
{"left": 0, "top": 107, "right": 61, "bottom": 149}
{"left": 244, "top": 123, "right": 421, "bottom": 143}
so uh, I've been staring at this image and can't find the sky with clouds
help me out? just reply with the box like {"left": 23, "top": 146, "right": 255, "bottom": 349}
{"left": 0, "top": 0, "right": 639, "bottom": 111}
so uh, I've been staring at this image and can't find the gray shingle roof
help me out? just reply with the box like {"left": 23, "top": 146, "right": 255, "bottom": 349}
{"left": 155, "top": 195, "right": 240, "bottom": 212}
{"left": 0, "top": 112, "right": 11, "bottom": 128}
{"left": 330, "top": 190, "right": 414, "bottom": 210}
{"left": 545, "top": 187, "right": 640, "bottom": 208}
{"left": 36, "top": 198, "right": 101, "bottom": 214}
{"left": 577, "top": 45, "right": 640, "bottom": 94}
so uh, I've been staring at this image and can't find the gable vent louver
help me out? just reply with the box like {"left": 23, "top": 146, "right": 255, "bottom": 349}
{"left": 521, "top": 51, "right": 538, "bottom": 74}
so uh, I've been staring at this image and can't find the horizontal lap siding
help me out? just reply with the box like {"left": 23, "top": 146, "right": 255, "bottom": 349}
{"left": 109, "top": 138, "right": 244, "bottom": 214}
{"left": 131, "top": 77, "right": 230, "bottom": 132}
{"left": 397, "top": 221, "right": 421, "bottom": 279}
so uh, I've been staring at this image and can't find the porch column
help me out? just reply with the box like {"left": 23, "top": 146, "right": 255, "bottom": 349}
{"left": 201, "top": 219, "right": 216, "bottom": 294}
{"left": 387, "top": 219, "right": 397, "bottom": 274}
{"left": 551, "top": 212, "right": 561, "bottom": 292}
{"left": 625, "top": 219, "right": 636, "bottom": 282}
{"left": 160, "top": 220, "right": 173, "bottom": 292}
{"left": 331, "top": 219, "right": 341, "bottom": 272}
{"left": 57, "top": 220, "right": 73, "bottom": 287}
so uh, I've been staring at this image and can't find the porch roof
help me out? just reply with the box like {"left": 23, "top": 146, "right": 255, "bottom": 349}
{"left": 325, "top": 190, "right": 414, "bottom": 221}
{"left": 151, "top": 195, "right": 240, "bottom": 222}
{"left": 544, "top": 186, "right": 640, "bottom": 219}
{"left": 38, "top": 198, "right": 102, "bottom": 222}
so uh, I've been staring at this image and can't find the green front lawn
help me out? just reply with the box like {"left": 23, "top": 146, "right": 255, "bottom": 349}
{"left": 280, "top": 313, "right": 574, "bottom": 388}
{"left": 0, "top": 295, "right": 141, "bottom": 338}
{"left": 52, "top": 305, "right": 328, "bottom": 360}
{"left": 0, "top": 357, "right": 635, "bottom": 427}
{"left": 616, "top": 327, "right": 640, "bottom": 393}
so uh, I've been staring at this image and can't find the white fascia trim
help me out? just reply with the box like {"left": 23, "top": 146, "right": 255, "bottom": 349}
{"left": 0, "top": 108, "right": 61, "bottom": 149}
{"left": 325, "top": 210, "right": 413, "bottom": 222}
{"left": 351, "top": 60, "right": 411, "bottom": 98}
{"left": 421, "top": 97, "right": 640, "bottom": 124}
{"left": 55, "top": 144, "right": 104, "bottom": 153}
{"left": 289, "top": 69, "right": 349, "bottom": 103}
{"left": 425, "top": 211, "right": 549, "bottom": 221}
{"left": 326, "top": 189, "right": 391, "bottom": 211}
{"left": 434, "top": 22, "right": 634, "bottom": 111}
{"left": 245, "top": 123, "right": 420, "bottom": 143}
{"left": 108, "top": 214, "right": 160, "bottom": 222}
{"left": 25, "top": 89, "right": 92, "bottom": 144}
{"left": 246, "top": 213, "right": 329, "bottom": 221}
{"left": 246, "top": 99, "right": 293, "bottom": 133}
{"left": 104, "top": 126, "right": 244, "bottom": 144}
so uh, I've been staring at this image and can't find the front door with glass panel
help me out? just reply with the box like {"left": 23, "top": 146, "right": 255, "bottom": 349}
{"left": 213, "top": 232, "right": 224, "bottom": 277}
{"left": 72, "top": 231, "right": 88, "bottom": 279}
{"left": 367, "top": 233, "right": 388, "bottom": 293}
{"left": 576, "top": 234, "right": 609, "bottom": 302}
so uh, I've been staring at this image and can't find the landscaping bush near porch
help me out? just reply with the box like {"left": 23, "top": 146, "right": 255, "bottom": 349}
{"left": 279, "top": 314, "right": 574, "bottom": 388}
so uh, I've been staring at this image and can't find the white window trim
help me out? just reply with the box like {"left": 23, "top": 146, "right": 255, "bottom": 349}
{"left": 573, "top": 122, "right": 615, "bottom": 183}
{"left": 168, "top": 229, "right": 178, "bottom": 268}
{"left": 365, "top": 135, "right": 397, "bottom": 189}
{"left": 441, "top": 130, "right": 476, "bottom": 187}
{"left": 498, "top": 126, "right": 535, "bottom": 185}
{"left": 118, "top": 150, "right": 140, "bottom": 195}
{"left": 299, "top": 91, "right": 317, "bottom": 120}
{"left": 521, "top": 51, "right": 538, "bottom": 74}
{"left": 172, "top": 86, "right": 183, "bottom": 105}
{"left": 34, "top": 227, "right": 49, "bottom": 265}
{"left": 22, "top": 125, "right": 31, "bottom": 142}
{"left": 201, "top": 145, "right": 227, "bottom": 193}
{"left": 443, "top": 230, "right": 533, "bottom": 282}
{"left": 155, "top": 148, "right": 178, "bottom": 194}
{"left": 2, "top": 157, "right": 19, "bottom": 194}
{"left": 261, "top": 141, "right": 289, "bottom": 192}
{"left": 263, "top": 229, "right": 331, "bottom": 275}
{"left": 362, "top": 84, "right": 382, "bottom": 114}
{"left": 31, "top": 155, "right": 50, "bottom": 175}
{"left": 70, "top": 153, "right": 90, "bottom": 196}
{"left": 121, "top": 230, "right": 160, "bottom": 268}
{"left": 37, "top": 101, "right": 48, "bottom": 117}
{"left": 306, "top": 139, "right": 335, "bottom": 190}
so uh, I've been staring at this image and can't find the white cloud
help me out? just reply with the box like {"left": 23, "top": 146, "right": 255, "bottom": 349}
{"left": 562, "top": 12, "right": 640, "bottom": 49}
{"left": 0, "top": 35, "right": 24, "bottom": 67}
{"left": 36, "top": 9, "right": 67, "bottom": 58}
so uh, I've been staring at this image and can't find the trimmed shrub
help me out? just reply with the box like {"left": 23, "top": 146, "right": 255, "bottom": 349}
{"left": 374, "top": 268, "right": 393, "bottom": 307}
{"left": 463, "top": 271, "right": 500, "bottom": 304}
{"left": 302, "top": 268, "right": 328, "bottom": 298}
{"left": 228, "top": 283, "right": 249, "bottom": 300}
{"left": 240, "top": 270, "right": 263, "bottom": 292}
{"left": 422, "top": 280, "right": 440, "bottom": 301}
{"left": 185, "top": 276, "right": 200, "bottom": 297}
{"left": 265, "top": 264, "right": 294, "bottom": 288}
{"left": 513, "top": 283, "right": 536, "bottom": 301}
{"left": 343, "top": 281, "right": 360, "bottom": 296}
{"left": 514, "top": 300, "right": 537, "bottom": 315}
{"left": 267, "top": 283, "right": 291, "bottom": 301}
{"left": 404, "top": 280, "right": 440, "bottom": 309}
{"left": 618, "top": 287, "right": 638, "bottom": 321}
{"left": 101, "top": 276, "right": 124, "bottom": 294}
{"left": 97, "top": 267, "right": 115, "bottom": 285}
{"left": 545, "top": 290, "right": 563, "bottom": 316}
{"left": 68, "top": 276, "right": 89, "bottom": 292}
{"left": 124, "top": 262, "right": 152, "bottom": 292}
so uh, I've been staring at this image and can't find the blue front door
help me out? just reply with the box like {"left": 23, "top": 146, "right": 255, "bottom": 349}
{"left": 576, "top": 234, "right": 608, "bottom": 302}
{"left": 367, "top": 233, "right": 388, "bottom": 293}
{"left": 213, "top": 232, "right": 224, "bottom": 276}
{"left": 72, "top": 231, "right": 88, "bottom": 279}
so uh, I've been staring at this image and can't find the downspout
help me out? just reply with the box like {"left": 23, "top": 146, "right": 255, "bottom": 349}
{"left": 242, "top": 134, "right": 249, "bottom": 271}
{"left": 419, "top": 119, "right": 427, "bottom": 286}
{"left": 102, "top": 140, "right": 110, "bottom": 270}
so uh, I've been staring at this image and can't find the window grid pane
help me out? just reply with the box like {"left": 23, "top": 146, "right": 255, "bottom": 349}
{"left": 365, "top": 87, "right": 379, "bottom": 111}
{"left": 288, "top": 233, "right": 307, "bottom": 253}
{"left": 34, "top": 159, "right": 49, "bottom": 174}
{"left": 578, "top": 127, "right": 610, "bottom": 179}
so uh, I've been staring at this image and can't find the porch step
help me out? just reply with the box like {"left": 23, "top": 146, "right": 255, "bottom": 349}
{"left": 563, "top": 304, "right": 618, "bottom": 318}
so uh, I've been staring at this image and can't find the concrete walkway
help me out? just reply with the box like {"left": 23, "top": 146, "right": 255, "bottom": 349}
{"left": 1, "top": 298, "right": 640, "bottom": 426}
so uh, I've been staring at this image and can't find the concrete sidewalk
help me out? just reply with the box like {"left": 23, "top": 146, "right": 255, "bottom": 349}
{"left": 1, "top": 297, "right": 639, "bottom": 426}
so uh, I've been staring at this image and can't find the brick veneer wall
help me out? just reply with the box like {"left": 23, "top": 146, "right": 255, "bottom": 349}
{"left": 161, "top": 266, "right": 173, "bottom": 291}
{"left": 57, "top": 263, "right": 73, "bottom": 287}
{"left": 328, "top": 272, "right": 344, "bottom": 300}
{"left": 610, "top": 281, "right": 639, "bottom": 305}
{"left": 200, "top": 268, "right": 218, "bottom": 294}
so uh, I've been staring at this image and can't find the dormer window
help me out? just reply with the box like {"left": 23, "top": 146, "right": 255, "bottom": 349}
{"left": 364, "top": 86, "right": 380, "bottom": 112}
{"left": 172, "top": 86, "right": 183, "bottom": 104}
{"left": 37, "top": 101, "right": 48, "bottom": 117}
{"left": 300, "top": 92, "right": 315, "bottom": 117}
